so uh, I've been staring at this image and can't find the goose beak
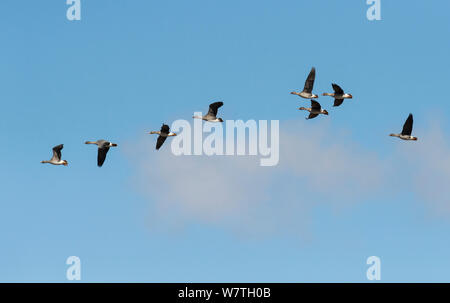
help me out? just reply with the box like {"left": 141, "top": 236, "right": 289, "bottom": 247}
{"left": 112, "top": 143, "right": 118, "bottom": 147}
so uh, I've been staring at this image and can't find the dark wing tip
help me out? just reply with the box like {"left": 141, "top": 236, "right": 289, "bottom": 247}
{"left": 401, "top": 113, "right": 414, "bottom": 136}
{"left": 210, "top": 101, "right": 224, "bottom": 108}
{"left": 97, "top": 147, "right": 109, "bottom": 167}
{"left": 156, "top": 135, "right": 167, "bottom": 150}
{"left": 332, "top": 83, "right": 344, "bottom": 94}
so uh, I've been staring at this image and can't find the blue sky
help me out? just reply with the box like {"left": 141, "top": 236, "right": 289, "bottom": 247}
{"left": 1, "top": 0, "right": 450, "bottom": 282}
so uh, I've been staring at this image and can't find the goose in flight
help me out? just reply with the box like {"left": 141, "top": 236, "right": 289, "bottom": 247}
{"left": 299, "top": 100, "right": 328, "bottom": 120}
{"left": 390, "top": 114, "right": 418, "bottom": 141}
{"left": 41, "top": 144, "right": 68, "bottom": 166}
{"left": 85, "top": 140, "right": 118, "bottom": 167}
{"left": 323, "top": 83, "right": 353, "bottom": 107}
{"left": 149, "top": 124, "right": 176, "bottom": 150}
{"left": 291, "top": 67, "right": 319, "bottom": 99}
{"left": 193, "top": 101, "right": 224, "bottom": 122}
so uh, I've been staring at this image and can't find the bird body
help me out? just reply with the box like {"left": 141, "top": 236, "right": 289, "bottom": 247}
{"left": 41, "top": 144, "right": 68, "bottom": 166}
{"left": 149, "top": 124, "right": 176, "bottom": 150}
{"left": 291, "top": 67, "right": 319, "bottom": 99}
{"left": 390, "top": 114, "right": 418, "bottom": 141}
{"left": 193, "top": 101, "right": 224, "bottom": 122}
{"left": 85, "top": 140, "right": 118, "bottom": 167}
{"left": 323, "top": 83, "right": 353, "bottom": 107}
{"left": 391, "top": 134, "right": 418, "bottom": 141}
{"left": 299, "top": 100, "right": 329, "bottom": 119}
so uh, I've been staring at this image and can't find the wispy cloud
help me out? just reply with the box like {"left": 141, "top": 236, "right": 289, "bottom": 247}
{"left": 398, "top": 123, "right": 450, "bottom": 217}
{"left": 124, "top": 120, "right": 387, "bottom": 237}
{"left": 125, "top": 118, "right": 450, "bottom": 236}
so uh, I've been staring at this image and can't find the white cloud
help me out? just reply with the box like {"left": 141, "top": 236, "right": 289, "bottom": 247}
{"left": 124, "top": 120, "right": 387, "bottom": 237}
{"left": 398, "top": 123, "right": 450, "bottom": 217}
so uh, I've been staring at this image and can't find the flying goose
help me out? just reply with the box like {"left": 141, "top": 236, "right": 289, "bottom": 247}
{"left": 291, "top": 67, "right": 319, "bottom": 99}
{"left": 149, "top": 124, "right": 176, "bottom": 150}
{"left": 299, "top": 100, "right": 329, "bottom": 119}
{"left": 323, "top": 83, "right": 353, "bottom": 107}
{"left": 390, "top": 114, "right": 418, "bottom": 141}
{"left": 85, "top": 140, "right": 118, "bottom": 167}
{"left": 193, "top": 101, "right": 224, "bottom": 122}
{"left": 41, "top": 144, "right": 68, "bottom": 166}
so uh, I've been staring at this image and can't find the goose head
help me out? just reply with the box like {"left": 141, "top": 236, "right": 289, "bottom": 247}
{"left": 323, "top": 110, "right": 329, "bottom": 115}
{"left": 312, "top": 94, "right": 319, "bottom": 98}
{"left": 345, "top": 94, "right": 353, "bottom": 99}
{"left": 218, "top": 118, "right": 224, "bottom": 122}
{"left": 62, "top": 160, "right": 68, "bottom": 166}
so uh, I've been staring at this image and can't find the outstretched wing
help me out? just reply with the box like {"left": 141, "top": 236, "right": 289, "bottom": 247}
{"left": 97, "top": 146, "right": 110, "bottom": 167}
{"left": 156, "top": 135, "right": 167, "bottom": 150}
{"left": 311, "top": 100, "right": 321, "bottom": 111}
{"left": 52, "top": 144, "right": 64, "bottom": 161}
{"left": 332, "top": 83, "right": 344, "bottom": 95}
{"left": 333, "top": 99, "right": 344, "bottom": 107}
{"left": 401, "top": 114, "right": 414, "bottom": 136}
{"left": 303, "top": 67, "right": 316, "bottom": 93}
{"left": 207, "top": 101, "right": 223, "bottom": 117}
{"left": 307, "top": 113, "right": 318, "bottom": 120}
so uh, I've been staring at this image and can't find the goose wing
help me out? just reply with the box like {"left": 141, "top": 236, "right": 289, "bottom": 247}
{"left": 333, "top": 99, "right": 344, "bottom": 107}
{"left": 97, "top": 145, "right": 110, "bottom": 167}
{"left": 332, "top": 83, "right": 344, "bottom": 95}
{"left": 401, "top": 114, "right": 414, "bottom": 136}
{"left": 307, "top": 113, "right": 318, "bottom": 120}
{"left": 207, "top": 101, "right": 223, "bottom": 117}
{"left": 311, "top": 100, "right": 321, "bottom": 111}
{"left": 303, "top": 67, "right": 316, "bottom": 93}
{"left": 51, "top": 144, "right": 64, "bottom": 161}
{"left": 156, "top": 135, "right": 167, "bottom": 150}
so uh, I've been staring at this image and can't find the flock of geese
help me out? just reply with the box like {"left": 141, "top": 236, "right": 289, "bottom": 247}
{"left": 41, "top": 67, "right": 417, "bottom": 167}
{"left": 291, "top": 67, "right": 417, "bottom": 140}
